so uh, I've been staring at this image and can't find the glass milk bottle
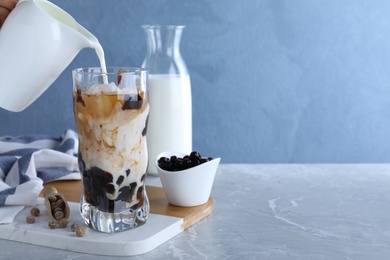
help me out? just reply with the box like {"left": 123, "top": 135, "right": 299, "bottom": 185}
{"left": 142, "top": 25, "right": 192, "bottom": 175}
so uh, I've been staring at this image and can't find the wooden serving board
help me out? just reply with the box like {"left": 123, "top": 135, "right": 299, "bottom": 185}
{"left": 39, "top": 180, "right": 213, "bottom": 230}
{"left": 0, "top": 180, "right": 213, "bottom": 256}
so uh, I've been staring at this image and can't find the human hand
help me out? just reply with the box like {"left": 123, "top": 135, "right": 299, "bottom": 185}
{"left": 0, "top": 0, "right": 18, "bottom": 28}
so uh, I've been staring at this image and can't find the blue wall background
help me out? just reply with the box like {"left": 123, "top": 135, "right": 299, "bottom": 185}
{"left": 1, "top": 0, "right": 390, "bottom": 163}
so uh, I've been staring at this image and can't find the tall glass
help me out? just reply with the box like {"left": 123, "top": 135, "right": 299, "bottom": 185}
{"left": 72, "top": 67, "right": 149, "bottom": 233}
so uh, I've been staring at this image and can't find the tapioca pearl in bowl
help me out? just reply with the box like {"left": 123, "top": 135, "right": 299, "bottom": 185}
{"left": 155, "top": 151, "right": 221, "bottom": 207}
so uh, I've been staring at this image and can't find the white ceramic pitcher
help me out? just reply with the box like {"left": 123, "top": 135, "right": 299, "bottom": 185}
{"left": 0, "top": 0, "right": 102, "bottom": 112}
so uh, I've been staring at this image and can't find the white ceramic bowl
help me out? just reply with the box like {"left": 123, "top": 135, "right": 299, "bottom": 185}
{"left": 155, "top": 151, "right": 221, "bottom": 207}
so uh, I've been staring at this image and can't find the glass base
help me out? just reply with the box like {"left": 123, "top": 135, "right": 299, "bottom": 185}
{"left": 79, "top": 194, "right": 149, "bottom": 233}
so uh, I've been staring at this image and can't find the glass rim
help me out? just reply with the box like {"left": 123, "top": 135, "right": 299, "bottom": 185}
{"left": 142, "top": 25, "right": 185, "bottom": 30}
{"left": 72, "top": 67, "right": 147, "bottom": 75}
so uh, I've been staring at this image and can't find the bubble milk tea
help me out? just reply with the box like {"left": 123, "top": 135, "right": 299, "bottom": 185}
{"left": 73, "top": 81, "right": 149, "bottom": 217}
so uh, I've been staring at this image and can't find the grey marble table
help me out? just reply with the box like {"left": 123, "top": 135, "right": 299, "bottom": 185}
{"left": 2, "top": 164, "right": 390, "bottom": 259}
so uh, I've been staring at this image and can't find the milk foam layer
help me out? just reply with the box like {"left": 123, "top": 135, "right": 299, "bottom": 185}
{"left": 74, "top": 83, "right": 149, "bottom": 212}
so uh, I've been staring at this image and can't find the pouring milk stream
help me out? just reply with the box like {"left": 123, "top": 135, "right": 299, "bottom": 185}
{"left": 0, "top": 0, "right": 108, "bottom": 112}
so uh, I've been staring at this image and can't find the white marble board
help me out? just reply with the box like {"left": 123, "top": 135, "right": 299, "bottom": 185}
{"left": 0, "top": 198, "right": 184, "bottom": 256}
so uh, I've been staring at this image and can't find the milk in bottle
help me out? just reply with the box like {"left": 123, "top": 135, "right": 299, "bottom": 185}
{"left": 142, "top": 25, "right": 192, "bottom": 175}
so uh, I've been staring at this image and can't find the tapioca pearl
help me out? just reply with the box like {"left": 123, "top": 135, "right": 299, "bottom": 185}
{"left": 190, "top": 157, "right": 201, "bottom": 167}
{"left": 142, "top": 115, "right": 148, "bottom": 136}
{"left": 200, "top": 158, "right": 209, "bottom": 163}
{"left": 158, "top": 151, "right": 214, "bottom": 171}
{"left": 137, "top": 185, "right": 144, "bottom": 204}
{"left": 182, "top": 157, "right": 192, "bottom": 168}
{"left": 116, "top": 175, "right": 124, "bottom": 186}
{"left": 78, "top": 156, "right": 86, "bottom": 173}
{"left": 122, "top": 94, "right": 143, "bottom": 110}
{"left": 117, "top": 182, "right": 138, "bottom": 203}
{"left": 158, "top": 157, "right": 169, "bottom": 163}
{"left": 190, "top": 151, "right": 201, "bottom": 160}
{"left": 158, "top": 157, "right": 171, "bottom": 170}
{"left": 117, "top": 186, "right": 131, "bottom": 202}
{"left": 82, "top": 166, "right": 114, "bottom": 212}
{"left": 106, "top": 183, "right": 116, "bottom": 194}
{"left": 131, "top": 185, "right": 144, "bottom": 210}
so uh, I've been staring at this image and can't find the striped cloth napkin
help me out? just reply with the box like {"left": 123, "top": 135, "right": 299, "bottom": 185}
{"left": 0, "top": 129, "right": 80, "bottom": 223}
